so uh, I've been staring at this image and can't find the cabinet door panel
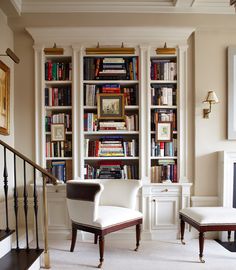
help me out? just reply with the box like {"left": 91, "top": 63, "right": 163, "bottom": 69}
{"left": 151, "top": 196, "right": 179, "bottom": 230}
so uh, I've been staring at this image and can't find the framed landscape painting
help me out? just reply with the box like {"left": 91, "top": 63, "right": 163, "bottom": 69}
{"left": 97, "top": 93, "right": 125, "bottom": 120}
{"left": 0, "top": 60, "right": 10, "bottom": 135}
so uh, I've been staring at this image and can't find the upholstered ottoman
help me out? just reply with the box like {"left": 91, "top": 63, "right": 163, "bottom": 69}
{"left": 179, "top": 207, "right": 236, "bottom": 263}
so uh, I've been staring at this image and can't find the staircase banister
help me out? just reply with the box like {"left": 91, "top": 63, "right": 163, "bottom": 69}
{"left": 0, "top": 139, "right": 57, "bottom": 185}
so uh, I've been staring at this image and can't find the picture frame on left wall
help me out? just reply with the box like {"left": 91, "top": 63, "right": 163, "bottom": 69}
{"left": 0, "top": 60, "right": 10, "bottom": 135}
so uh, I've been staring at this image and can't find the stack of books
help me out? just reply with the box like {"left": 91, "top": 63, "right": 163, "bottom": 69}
{"left": 151, "top": 159, "right": 177, "bottom": 183}
{"left": 45, "top": 60, "right": 72, "bottom": 81}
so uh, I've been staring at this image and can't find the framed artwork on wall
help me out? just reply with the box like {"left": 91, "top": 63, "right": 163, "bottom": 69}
{"left": 228, "top": 47, "right": 236, "bottom": 139}
{"left": 97, "top": 93, "right": 125, "bottom": 120}
{"left": 0, "top": 60, "right": 10, "bottom": 135}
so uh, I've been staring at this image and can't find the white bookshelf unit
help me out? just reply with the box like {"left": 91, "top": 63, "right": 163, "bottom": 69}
{"left": 28, "top": 27, "right": 193, "bottom": 239}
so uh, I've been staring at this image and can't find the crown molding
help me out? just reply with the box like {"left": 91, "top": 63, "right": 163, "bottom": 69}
{"left": 10, "top": 0, "right": 22, "bottom": 15}
{"left": 21, "top": 1, "right": 235, "bottom": 15}
{"left": 26, "top": 26, "right": 195, "bottom": 47}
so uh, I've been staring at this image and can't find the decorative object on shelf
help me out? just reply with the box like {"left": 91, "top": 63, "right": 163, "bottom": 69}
{"left": 202, "top": 90, "right": 219, "bottom": 119}
{"left": 51, "top": 123, "right": 65, "bottom": 141}
{"left": 156, "top": 122, "right": 172, "bottom": 142}
{"left": 86, "top": 42, "right": 135, "bottom": 55}
{"left": 0, "top": 48, "right": 20, "bottom": 64}
{"left": 156, "top": 42, "right": 176, "bottom": 55}
{"left": 230, "top": 0, "right": 236, "bottom": 9}
{"left": 44, "top": 43, "right": 64, "bottom": 55}
{"left": 97, "top": 93, "right": 125, "bottom": 120}
{"left": 0, "top": 60, "right": 10, "bottom": 135}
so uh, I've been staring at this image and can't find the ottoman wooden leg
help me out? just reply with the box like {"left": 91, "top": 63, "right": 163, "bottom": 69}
{"left": 70, "top": 223, "right": 77, "bottom": 252}
{"left": 180, "top": 218, "right": 185, "bottom": 245}
{"left": 199, "top": 232, "right": 205, "bottom": 263}
{"left": 94, "top": 234, "right": 98, "bottom": 244}
{"left": 228, "top": 231, "right": 231, "bottom": 241}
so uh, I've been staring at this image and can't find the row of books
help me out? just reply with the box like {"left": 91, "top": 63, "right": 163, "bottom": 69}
{"left": 151, "top": 85, "right": 176, "bottom": 106}
{"left": 84, "top": 84, "right": 138, "bottom": 106}
{"left": 84, "top": 162, "right": 138, "bottom": 179}
{"left": 46, "top": 160, "right": 72, "bottom": 183}
{"left": 151, "top": 109, "right": 177, "bottom": 131}
{"left": 45, "top": 60, "right": 72, "bottom": 81}
{"left": 45, "top": 86, "right": 72, "bottom": 106}
{"left": 151, "top": 160, "right": 177, "bottom": 183}
{"left": 151, "top": 59, "right": 177, "bottom": 81}
{"left": 45, "top": 140, "right": 72, "bottom": 158}
{"left": 151, "top": 138, "right": 177, "bottom": 157}
{"left": 45, "top": 112, "right": 72, "bottom": 132}
{"left": 84, "top": 138, "right": 138, "bottom": 157}
{"left": 84, "top": 113, "right": 138, "bottom": 131}
{"left": 84, "top": 57, "right": 139, "bottom": 80}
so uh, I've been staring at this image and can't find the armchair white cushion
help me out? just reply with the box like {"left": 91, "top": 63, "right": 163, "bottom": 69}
{"left": 66, "top": 179, "right": 143, "bottom": 268}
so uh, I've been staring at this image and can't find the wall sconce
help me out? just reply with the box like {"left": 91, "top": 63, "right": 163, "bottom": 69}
{"left": 203, "top": 91, "right": 219, "bottom": 119}
{"left": 0, "top": 48, "right": 20, "bottom": 64}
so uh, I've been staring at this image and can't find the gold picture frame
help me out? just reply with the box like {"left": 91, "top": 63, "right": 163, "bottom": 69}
{"left": 97, "top": 93, "right": 125, "bottom": 120}
{"left": 156, "top": 122, "right": 172, "bottom": 142}
{"left": 0, "top": 60, "right": 10, "bottom": 135}
{"left": 51, "top": 123, "right": 65, "bottom": 141}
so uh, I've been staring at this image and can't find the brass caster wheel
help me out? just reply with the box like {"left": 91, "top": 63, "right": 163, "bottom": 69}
{"left": 199, "top": 256, "right": 205, "bottom": 263}
{"left": 181, "top": 240, "right": 186, "bottom": 245}
{"left": 98, "top": 262, "right": 103, "bottom": 268}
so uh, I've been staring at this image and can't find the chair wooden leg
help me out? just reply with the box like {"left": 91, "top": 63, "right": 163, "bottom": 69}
{"left": 98, "top": 236, "right": 104, "bottom": 268}
{"left": 94, "top": 234, "right": 98, "bottom": 244}
{"left": 199, "top": 232, "right": 205, "bottom": 263}
{"left": 70, "top": 223, "right": 77, "bottom": 252}
{"left": 180, "top": 218, "right": 185, "bottom": 245}
{"left": 134, "top": 224, "right": 141, "bottom": 251}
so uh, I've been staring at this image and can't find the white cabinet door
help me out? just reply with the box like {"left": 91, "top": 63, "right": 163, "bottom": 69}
{"left": 151, "top": 196, "right": 179, "bottom": 230}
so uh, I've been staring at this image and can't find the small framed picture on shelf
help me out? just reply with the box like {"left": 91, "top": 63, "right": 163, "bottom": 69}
{"left": 156, "top": 122, "right": 172, "bottom": 142}
{"left": 51, "top": 124, "right": 65, "bottom": 141}
{"left": 97, "top": 93, "right": 124, "bottom": 120}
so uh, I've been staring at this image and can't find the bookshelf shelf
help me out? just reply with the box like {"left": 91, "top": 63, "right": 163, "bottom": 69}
{"left": 45, "top": 106, "right": 72, "bottom": 110}
{"left": 150, "top": 80, "right": 177, "bottom": 84}
{"left": 84, "top": 105, "right": 139, "bottom": 110}
{"left": 151, "top": 157, "right": 178, "bottom": 160}
{"left": 84, "top": 157, "right": 139, "bottom": 161}
{"left": 83, "top": 80, "right": 139, "bottom": 84}
{"left": 84, "top": 131, "right": 139, "bottom": 135}
{"left": 45, "top": 80, "right": 72, "bottom": 85}
{"left": 46, "top": 157, "right": 73, "bottom": 161}
{"left": 150, "top": 105, "right": 177, "bottom": 109}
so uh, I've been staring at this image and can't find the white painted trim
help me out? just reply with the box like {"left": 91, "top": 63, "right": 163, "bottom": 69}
{"left": 227, "top": 47, "right": 236, "bottom": 140}
{"left": 21, "top": 1, "right": 235, "bottom": 14}
{"left": 26, "top": 27, "right": 195, "bottom": 47}
{"left": 10, "top": 0, "right": 22, "bottom": 15}
{"left": 191, "top": 196, "right": 219, "bottom": 206}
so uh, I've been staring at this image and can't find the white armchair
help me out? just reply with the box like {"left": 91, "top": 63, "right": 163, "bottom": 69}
{"left": 66, "top": 179, "right": 143, "bottom": 268}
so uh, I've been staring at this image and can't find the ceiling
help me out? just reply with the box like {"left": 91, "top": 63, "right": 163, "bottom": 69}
{"left": 2, "top": 0, "right": 235, "bottom": 16}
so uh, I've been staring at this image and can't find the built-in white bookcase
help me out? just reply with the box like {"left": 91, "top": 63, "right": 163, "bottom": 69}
{"left": 28, "top": 27, "right": 193, "bottom": 238}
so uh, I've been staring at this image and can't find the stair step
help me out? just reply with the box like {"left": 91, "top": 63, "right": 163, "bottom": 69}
{"left": 0, "top": 230, "right": 15, "bottom": 259}
{"left": 0, "top": 230, "right": 14, "bottom": 241}
{"left": 0, "top": 249, "right": 44, "bottom": 270}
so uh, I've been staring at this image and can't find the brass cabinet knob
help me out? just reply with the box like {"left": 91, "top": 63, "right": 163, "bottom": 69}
{"left": 161, "top": 188, "right": 168, "bottom": 192}
{"left": 152, "top": 199, "right": 156, "bottom": 202}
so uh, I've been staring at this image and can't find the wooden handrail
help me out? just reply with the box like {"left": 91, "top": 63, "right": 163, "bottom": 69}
{"left": 0, "top": 139, "right": 57, "bottom": 184}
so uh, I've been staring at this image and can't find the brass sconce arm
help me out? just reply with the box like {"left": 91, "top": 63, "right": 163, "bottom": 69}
{"left": 203, "top": 91, "right": 219, "bottom": 119}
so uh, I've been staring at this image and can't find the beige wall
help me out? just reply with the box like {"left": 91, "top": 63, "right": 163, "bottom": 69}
{"left": 195, "top": 29, "right": 236, "bottom": 196}
{"left": 10, "top": 13, "right": 236, "bottom": 196}
{"left": 0, "top": 9, "right": 15, "bottom": 197}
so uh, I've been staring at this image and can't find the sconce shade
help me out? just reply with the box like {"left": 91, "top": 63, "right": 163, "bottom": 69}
{"left": 203, "top": 91, "right": 219, "bottom": 104}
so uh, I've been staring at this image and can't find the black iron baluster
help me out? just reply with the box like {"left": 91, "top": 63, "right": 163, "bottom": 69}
{"left": 23, "top": 160, "right": 29, "bottom": 250}
{"left": 13, "top": 153, "right": 19, "bottom": 249}
{"left": 33, "top": 168, "right": 39, "bottom": 250}
{"left": 3, "top": 147, "right": 9, "bottom": 232}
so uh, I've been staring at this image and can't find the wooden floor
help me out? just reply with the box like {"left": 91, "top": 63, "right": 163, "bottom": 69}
{"left": 0, "top": 249, "right": 43, "bottom": 270}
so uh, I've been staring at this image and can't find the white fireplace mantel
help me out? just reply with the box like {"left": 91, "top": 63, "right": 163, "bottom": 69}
{"left": 218, "top": 151, "right": 236, "bottom": 207}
